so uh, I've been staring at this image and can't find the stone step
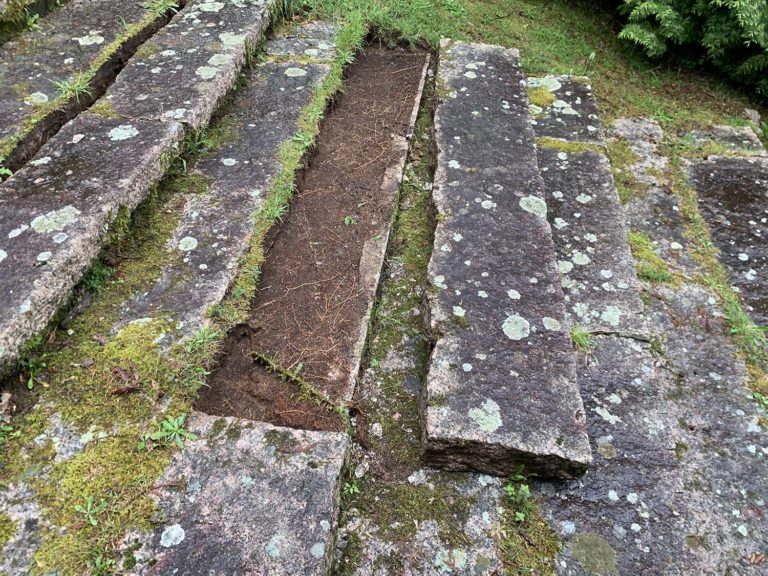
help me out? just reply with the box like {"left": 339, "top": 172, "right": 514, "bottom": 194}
{"left": 0, "top": 0, "right": 177, "bottom": 172}
{"left": 124, "top": 412, "right": 350, "bottom": 576}
{"left": 103, "top": 0, "right": 272, "bottom": 130}
{"left": 528, "top": 76, "right": 645, "bottom": 334}
{"left": 420, "top": 40, "right": 591, "bottom": 479}
{"left": 117, "top": 22, "right": 339, "bottom": 339}
{"left": 0, "top": 113, "right": 184, "bottom": 368}
{"left": 0, "top": 0, "right": 276, "bottom": 369}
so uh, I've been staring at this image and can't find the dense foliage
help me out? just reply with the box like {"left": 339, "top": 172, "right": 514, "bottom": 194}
{"left": 618, "top": 0, "right": 768, "bottom": 98}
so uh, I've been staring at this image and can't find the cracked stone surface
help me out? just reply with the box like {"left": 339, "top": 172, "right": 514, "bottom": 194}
{"left": 422, "top": 40, "right": 591, "bottom": 479}
{"left": 687, "top": 153, "right": 768, "bottom": 325}
{"left": 0, "top": 112, "right": 183, "bottom": 369}
{"left": 264, "top": 20, "right": 337, "bottom": 61}
{"left": 105, "top": 0, "right": 273, "bottom": 130}
{"left": 528, "top": 75, "right": 602, "bottom": 143}
{"left": 124, "top": 412, "right": 349, "bottom": 575}
{"left": 0, "top": 0, "right": 156, "bottom": 145}
{"left": 119, "top": 33, "right": 334, "bottom": 337}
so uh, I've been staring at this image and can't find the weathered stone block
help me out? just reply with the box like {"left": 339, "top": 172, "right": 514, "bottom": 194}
{"left": 105, "top": 0, "right": 273, "bottom": 130}
{"left": 528, "top": 75, "right": 602, "bottom": 143}
{"left": 421, "top": 40, "right": 591, "bottom": 479}
{"left": 0, "top": 112, "right": 183, "bottom": 368}
{"left": 125, "top": 412, "right": 349, "bottom": 575}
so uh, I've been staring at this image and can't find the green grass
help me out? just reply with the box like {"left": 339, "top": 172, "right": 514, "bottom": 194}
{"left": 627, "top": 229, "right": 675, "bottom": 284}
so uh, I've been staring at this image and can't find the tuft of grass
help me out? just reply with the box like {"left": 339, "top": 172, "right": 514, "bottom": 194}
{"left": 606, "top": 139, "right": 648, "bottom": 204}
{"left": 627, "top": 230, "right": 675, "bottom": 284}
{"left": 569, "top": 325, "right": 594, "bottom": 353}
{"left": 51, "top": 73, "right": 93, "bottom": 103}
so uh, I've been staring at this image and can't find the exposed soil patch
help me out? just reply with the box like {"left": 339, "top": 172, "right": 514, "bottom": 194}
{"left": 197, "top": 47, "right": 427, "bottom": 431}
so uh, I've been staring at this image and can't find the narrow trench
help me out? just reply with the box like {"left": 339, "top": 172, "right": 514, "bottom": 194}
{"left": 196, "top": 47, "right": 428, "bottom": 432}
{"left": 1, "top": 0, "right": 186, "bottom": 173}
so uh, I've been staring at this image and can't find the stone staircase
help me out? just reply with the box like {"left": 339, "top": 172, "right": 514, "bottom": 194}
{"left": 2, "top": 4, "right": 766, "bottom": 573}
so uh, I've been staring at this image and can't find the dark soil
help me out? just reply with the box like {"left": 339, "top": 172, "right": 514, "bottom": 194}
{"left": 196, "top": 47, "right": 427, "bottom": 431}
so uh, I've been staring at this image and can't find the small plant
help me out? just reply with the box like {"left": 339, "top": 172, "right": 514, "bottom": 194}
{"left": 139, "top": 413, "right": 197, "bottom": 450}
{"left": 504, "top": 466, "right": 533, "bottom": 523}
{"left": 143, "top": 0, "right": 178, "bottom": 16}
{"left": 24, "top": 10, "right": 41, "bottom": 31}
{"left": 90, "top": 552, "right": 117, "bottom": 576}
{"left": 75, "top": 496, "right": 108, "bottom": 526}
{"left": 755, "top": 392, "right": 768, "bottom": 413}
{"left": 343, "top": 480, "right": 360, "bottom": 497}
{"left": 0, "top": 155, "right": 11, "bottom": 178}
{"left": 20, "top": 353, "right": 49, "bottom": 389}
{"left": 82, "top": 261, "right": 113, "bottom": 293}
{"left": 0, "top": 424, "right": 16, "bottom": 446}
{"left": 569, "top": 326, "right": 594, "bottom": 353}
{"left": 343, "top": 215, "right": 357, "bottom": 226}
{"left": 51, "top": 74, "right": 92, "bottom": 103}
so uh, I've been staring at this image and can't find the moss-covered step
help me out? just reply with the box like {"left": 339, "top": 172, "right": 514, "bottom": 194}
{"left": 531, "top": 76, "right": 645, "bottom": 335}
{"left": 102, "top": 0, "right": 273, "bottom": 131}
{"left": 0, "top": 0, "right": 177, "bottom": 172}
{"left": 421, "top": 40, "right": 591, "bottom": 479}
{"left": 122, "top": 412, "right": 349, "bottom": 575}
{"left": 687, "top": 150, "right": 768, "bottom": 325}
{"left": 117, "top": 22, "right": 339, "bottom": 339}
{"left": 0, "top": 112, "right": 184, "bottom": 369}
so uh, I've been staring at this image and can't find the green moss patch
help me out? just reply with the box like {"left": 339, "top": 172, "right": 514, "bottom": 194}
{"left": 627, "top": 229, "right": 675, "bottom": 284}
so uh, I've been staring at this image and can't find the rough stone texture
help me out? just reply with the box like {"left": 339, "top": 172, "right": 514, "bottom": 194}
{"left": 105, "top": 0, "right": 272, "bottom": 130}
{"left": 120, "top": 59, "right": 331, "bottom": 337}
{"left": 532, "top": 79, "right": 645, "bottom": 335}
{"left": 125, "top": 412, "right": 349, "bottom": 575}
{"left": 264, "top": 20, "right": 337, "bottom": 61}
{"left": 539, "top": 286, "right": 768, "bottom": 576}
{"left": 0, "top": 112, "right": 183, "bottom": 368}
{"left": 538, "top": 147, "right": 644, "bottom": 334}
{"left": 0, "top": 0, "right": 155, "bottom": 143}
{"left": 689, "top": 125, "right": 767, "bottom": 156}
{"left": 688, "top": 155, "right": 768, "bottom": 325}
{"left": 422, "top": 40, "right": 591, "bottom": 479}
{"left": 609, "top": 118, "right": 697, "bottom": 272}
{"left": 528, "top": 76, "right": 602, "bottom": 143}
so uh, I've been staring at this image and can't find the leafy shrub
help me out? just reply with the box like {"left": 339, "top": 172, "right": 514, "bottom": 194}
{"left": 618, "top": 0, "right": 768, "bottom": 98}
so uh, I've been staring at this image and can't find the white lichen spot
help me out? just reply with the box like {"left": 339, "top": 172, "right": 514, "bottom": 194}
{"left": 464, "top": 71, "right": 477, "bottom": 79}
{"left": 478, "top": 290, "right": 488, "bottom": 298}
{"left": 468, "top": 399, "right": 502, "bottom": 433}
{"left": 435, "top": 548, "right": 469, "bottom": 571}
{"left": 594, "top": 406, "right": 621, "bottom": 425}
{"left": 738, "top": 253, "right": 749, "bottom": 261}
{"left": 600, "top": 306, "right": 622, "bottom": 327}
{"left": 670, "top": 241, "right": 683, "bottom": 250}
{"left": 557, "top": 152, "right": 568, "bottom": 161}
{"left": 453, "top": 305, "right": 466, "bottom": 318}
{"left": 481, "top": 200, "right": 497, "bottom": 210}
{"left": 507, "top": 289, "right": 521, "bottom": 300}
{"left": 73, "top": 32, "right": 104, "bottom": 46}
{"left": 52, "top": 232, "right": 68, "bottom": 244}
{"left": 178, "top": 236, "right": 198, "bottom": 252}
{"left": 608, "top": 490, "right": 619, "bottom": 502}
{"left": 9, "top": 225, "right": 28, "bottom": 239}
{"left": 600, "top": 269, "right": 614, "bottom": 279}
{"left": 626, "top": 492, "right": 639, "bottom": 504}
{"left": 553, "top": 217, "right": 568, "bottom": 229}
{"left": 163, "top": 108, "right": 188, "bottom": 120}
{"left": 199, "top": 1, "right": 225, "bottom": 11}
{"left": 737, "top": 524, "right": 749, "bottom": 537}
{"left": 528, "top": 76, "right": 561, "bottom": 92}
{"left": 30, "top": 156, "right": 52, "bottom": 166}
{"left": 584, "top": 233, "right": 597, "bottom": 242}
{"left": 519, "top": 196, "right": 547, "bottom": 218}
{"left": 195, "top": 66, "right": 218, "bottom": 80}
{"left": 25, "top": 92, "right": 49, "bottom": 105}
{"left": 433, "top": 275, "right": 447, "bottom": 289}
{"left": 108, "top": 124, "right": 139, "bottom": 141}
{"left": 266, "top": 531, "right": 286, "bottom": 558}
{"left": 452, "top": 233, "right": 463, "bottom": 242}
{"left": 448, "top": 160, "right": 461, "bottom": 169}
{"left": 462, "top": 363, "right": 473, "bottom": 372}
{"left": 160, "top": 524, "right": 185, "bottom": 548}
{"left": 502, "top": 315, "right": 530, "bottom": 340}
{"left": 558, "top": 260, "right": 574, "bottom": 274}
{"left": 310, "top": 542, "right": 325, "bottom": 559}
{"left": 575, "top": 194, "right": 593, "bottom": 204}
{"left": 208, "top": 53, "right": 231, "bottom": 66}
{"left": 285, "top": 67, "right": 308, "bottom": 77}
{"left": 542, "top": 317, "right": 562, "bottom": 331}
{"left": 219, "top": 32, "right": 246, "bottom": 47}
{"left": 31, "top": 205, "right": 80, "bottom": 233}
{"left": 221, "top": 158, "right": 238, "bottom": 166}
{"left": 572, "top": 251, "right": 590, "bottom": 266}
{"left": 0, "top": 249, "right": 6, "bottom": 263}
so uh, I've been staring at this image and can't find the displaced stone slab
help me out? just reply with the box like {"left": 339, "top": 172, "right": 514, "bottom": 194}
{"left": 125, "top": 412, "right": 349, "bottom": 575}
{"left": 528, "top": 76, "right": 602, "bottom": 143}
{"left": 421, "top": 40, "right": 591, "bottom": 479}
{"left": 0, "top": 112, "right": 184, "bottom": 368}
{"left": 0, "top": 0, "right": 158, "bottom": 148}
{"left": 265, "top": 20, "right": 337, "bottom": 61}
{"left": 688, "top": 155, "right": 768, "bottom": 324}
{"left": 535, "top": 147, "right": 644, "bottom": 334}
{"left": 105, "top": 0, "right": 272, "bottom": 130}
{"left": 120, "top": 59, "right": 331, "bottom": 336}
